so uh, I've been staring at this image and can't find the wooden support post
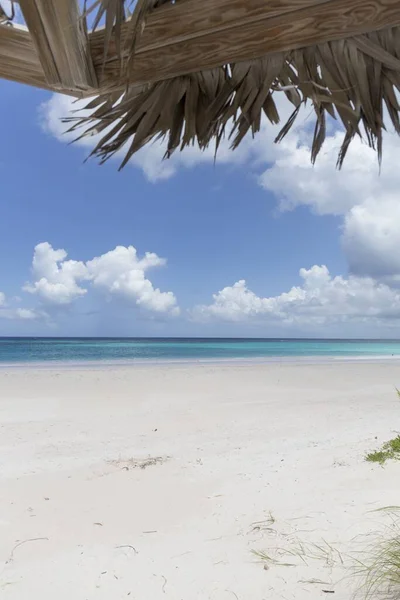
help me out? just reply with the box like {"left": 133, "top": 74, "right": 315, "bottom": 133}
{"left": 19, "top": 0, "right": 97, "bottom": 93}
{"left": 0, "top": 25, "right": 49, "bottom": 91}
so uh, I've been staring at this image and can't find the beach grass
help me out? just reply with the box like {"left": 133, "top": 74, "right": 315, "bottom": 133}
{"left": 365, "top": 436, "right": 400, "bottom": 465}
{"left": 354, "top": 509, "right": 400, "bottom": 600}
{"left": 365, "top": 389, "right": 400, "bottom": 465}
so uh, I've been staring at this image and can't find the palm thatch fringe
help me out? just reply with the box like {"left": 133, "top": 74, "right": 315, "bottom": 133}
{"left": 64, "top": 1, "right": 400, "bottom": 169}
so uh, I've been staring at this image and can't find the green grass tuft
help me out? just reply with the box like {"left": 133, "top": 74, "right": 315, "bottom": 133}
{"left": 251, "top": 550, "right": 295, "bottom": 567}
{"left": 365, "top": 436, "right": 400, "bottom": 465}
{"left": 355, "top": 527, "right": 400, "bottom": 600}
{"left": 366, "top": 450, "right": 390, "bottom": 465}
{"left": 387, "top": 437, "right": 400, "bottom": 453}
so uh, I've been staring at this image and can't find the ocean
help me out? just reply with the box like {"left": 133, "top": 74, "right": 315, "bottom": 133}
{"left": 1, "top": 337, "right": 400, "bottom": 365}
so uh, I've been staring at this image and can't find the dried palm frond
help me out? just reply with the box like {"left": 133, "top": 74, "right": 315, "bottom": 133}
{"left": 72, "top": 1, "right": 400, "bottom": 169}
{"left": 84, "top": 0, "right": 129, "bottom": 72}
{"left": 85, "top": 0, "right": 168, "bottom": 75}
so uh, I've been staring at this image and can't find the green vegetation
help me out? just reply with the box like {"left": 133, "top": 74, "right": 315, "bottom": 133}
{"left": 365, "top": 436, "right": 400, "bottom": 465}
{"left": 355, "top": 509, "right": 400, "bottom": 600}
{"left": 251, "top": 507, "right": 400, "bottom": 600}
{"left": 365, "top": 389, "right": 400, "bottom": 465}
{"left": 251, "top": 549, "right": 295, "bottom": 568}
{"left": 362, "top": 538, "right": 400, "bottom": 600}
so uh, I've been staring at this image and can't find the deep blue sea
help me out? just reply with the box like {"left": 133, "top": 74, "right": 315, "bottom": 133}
{"left": 1, "top": 338, "right": 400, "bottom": 365}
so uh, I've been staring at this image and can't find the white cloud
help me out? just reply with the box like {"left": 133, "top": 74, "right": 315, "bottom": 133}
{"left": 24, "top": 242, "right": 88, "bottom": 305}
{"left": 0, "top": 292, "right": 41, "bottom": 319}
{"left": 193, "top": 265, "right": 400, "bottom": 326}
{"left": 259, "top": 132, "right": 381, "bottom": 216}
{"left": 86, "top": 245, "right": 180, "bottom": 315}
{"left": 252, "top": 117, "right": 400, "bottom": 284}
{"left": 24, "top": 242, "right": 179, "bottom": 315}
{"left": 14, "top": 308, "right": 41, "bottom": 320}
{"left": 0, "top": 294, "right": 44, "bottom": 320}
{"left": 343, "top": 195, "right": 400, "bottom": 280}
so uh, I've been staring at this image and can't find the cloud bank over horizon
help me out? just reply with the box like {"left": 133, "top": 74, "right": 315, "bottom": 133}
{"left": 1, "top": 241, "right": 400, "bottom": 334}
{"left": 29, "top": 93, "right": 400, "bottom": 334}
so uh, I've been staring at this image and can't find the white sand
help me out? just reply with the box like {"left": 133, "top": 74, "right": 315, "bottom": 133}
{"left": 0, "top": 362, "right": 399, "bottom": 599}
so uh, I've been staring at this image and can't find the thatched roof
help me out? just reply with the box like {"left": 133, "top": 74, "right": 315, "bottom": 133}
{"left": 2, "top": 0, "right": 400, "bottom": 168}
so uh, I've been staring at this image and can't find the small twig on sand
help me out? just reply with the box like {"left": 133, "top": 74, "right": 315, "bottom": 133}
{"left": 172, "top": 551, "right": 192, "bottom": 558}
{"left": 226, "top": 590, "right": 240, "bottom": 600}
{"left": 6, "top": 538, "right": 49, "bottom": 564}
{"left": 161, "top": 575, "right": 167, "bottom": 593}
{"left": 115, "top": 545, "right": 138, "bottom": 554}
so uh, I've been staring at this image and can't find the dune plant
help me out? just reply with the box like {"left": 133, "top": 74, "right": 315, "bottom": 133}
{"left": 354, "top": 508, "right": 400, "bottom": 600}
{"left": 365, "top": 390, "right": 400, "bottom": 465}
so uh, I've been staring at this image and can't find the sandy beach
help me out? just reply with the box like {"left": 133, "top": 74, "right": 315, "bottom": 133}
{"left": 1, "top": 361, "right": 399, "bottom": 599}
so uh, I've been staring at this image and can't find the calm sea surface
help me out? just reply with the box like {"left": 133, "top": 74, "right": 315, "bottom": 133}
{"left": 1, "top": 338, "right": 400, "bottom": 365}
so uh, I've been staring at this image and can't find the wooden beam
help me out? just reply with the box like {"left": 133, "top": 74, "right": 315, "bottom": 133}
{"left": 90, "top": 0, "right": 400, "bottom": 88}
{"left": 137, "top": 0, "right": 333, "bottom": 52}
{"left": 1, "top": 0, "right": 400, "bottom": 96}
{"left": 0, "top": 25, "right": 76, "bottom": 94}
{"left": 19, "top": 0, "right": 97, "bottom": 93}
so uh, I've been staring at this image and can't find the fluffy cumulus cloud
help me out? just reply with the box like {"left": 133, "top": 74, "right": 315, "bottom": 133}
{"left": 343, "top": 196, "right": 400, "bottom": 280}
{"left": 193, "top": 266, "right": 400, "bottom": 326}
{"left": 258, "top": 126, "right": 400, "bottom": 283}
{"left": 259, "top": 132, "right": 379, "bottom": 216}
{"left": 24, "top": 242, "right": 179, "bottom": 315}
{"left": 24, "top": 242, "right": 88, "bottom": 305}
{"left": 86, "top": 246, "right": 179, "bottom": 314}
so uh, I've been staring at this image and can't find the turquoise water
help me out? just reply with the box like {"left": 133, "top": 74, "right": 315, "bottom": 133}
{"left": 1, "top": 338, "right": 400, "bottom": 364}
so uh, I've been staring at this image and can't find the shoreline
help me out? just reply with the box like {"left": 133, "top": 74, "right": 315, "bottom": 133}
{"left": 1, "top": 353, "right": 400, "bottom": 370}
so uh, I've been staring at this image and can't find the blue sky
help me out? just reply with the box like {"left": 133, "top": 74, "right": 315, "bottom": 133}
{"left": 1, "top": 78, "right": 400, "bottom": 337}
